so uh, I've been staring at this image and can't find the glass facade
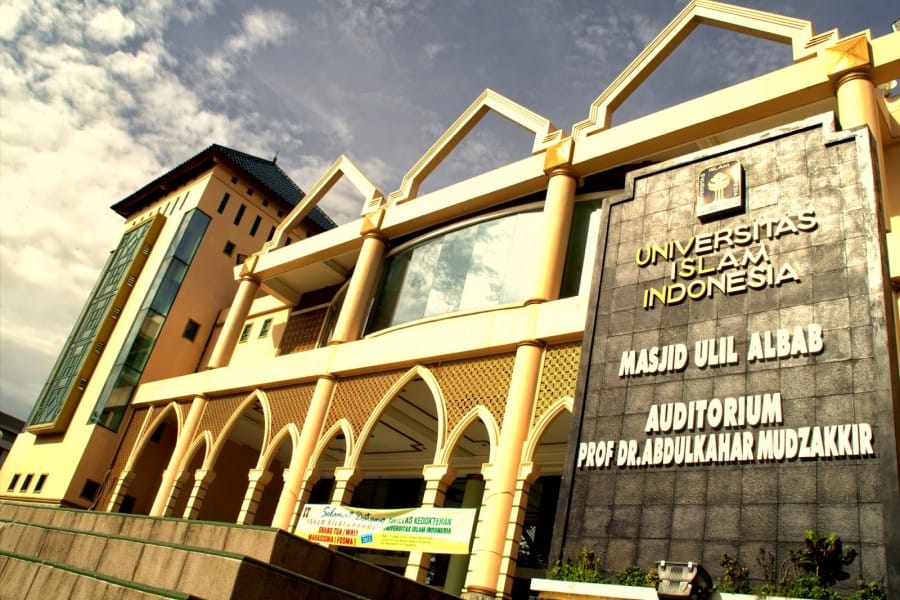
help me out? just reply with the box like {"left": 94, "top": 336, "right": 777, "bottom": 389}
{"left": 366, "top": 209, "right": 543, "bottom": 333}
{"left": 28, "top": 219, "right": 157, "bottom": 431}
{"left": 91, "top": 210, "right": 210, "bottom": 431}
{"left": 366, "top": 199, "right": 601, "bottom": 334}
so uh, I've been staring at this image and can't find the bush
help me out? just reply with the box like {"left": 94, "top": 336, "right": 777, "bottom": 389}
{"left": 849, "top": 579, "right": 887, "bottom": 600}
{"left": 614, "top": 563, "right": 654, "bottom": 587}
{"left": 549, "top": 532, "right": 885, "bottom": 600}
{"left": 716, "top": 553, "right": 751, "bottom": 593}
{"left": 791, "top": 529, "right": 857, "bottom": 586}
{"left": 757, "top": 574, "right": 842, "bottom": 600}
{"left": 548, "top": 547, "right": 607, "bottom": 583}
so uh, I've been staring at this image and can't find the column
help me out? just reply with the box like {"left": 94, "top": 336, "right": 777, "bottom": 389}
{"left": 496, "top": 463, "right": 539, "bottom": 599}
{"left": 463, "top": 341, "right": 544, "bottom": 599}
{"left": 162, "top": 470, "right": 190, "bottom": 517}
{"left": 444, "top": 475, "right": 485, "bottom": 596}
{"left": 826, "top": 35, "right": 890, "bottom": 219}
{"left": 405, "top": 464, "right": 456, "bottom": 582}
{"left": 271, "top": 376, "right": 337, "bottom": 530}
{"left": 237, "top": 469, "right": 274, "bottom": 525}
{"left": 207, "top": 273, "right": 260, "bottom": 368}
{"left": 182, "top": 469, "right": 215, "bottom": 520}
{"left": 530, "top": 161, "right": 578, "bottom": 303}
{"left": 289, "top": 469, "right": 320, "bottom": 531}
{"left": 150, "top": 395, "right": 207, "bottom": 517}
{"left": 330, "top": 233, "right": 386, "bottom": 344}
{"left": 331, "top": 466, "right": 363, "bottom": 505}
{"left": 105, "top": 470, "right": 136, "bottom": 512}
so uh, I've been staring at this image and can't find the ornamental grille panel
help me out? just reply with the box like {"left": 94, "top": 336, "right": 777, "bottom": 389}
{"left": 429, "top": 352, "right": 516, "bottom": 433}
{"left": 197, "top": 392, "right": 248, "bottom": 443}
{"left": 96, "top": 405, "right": 151, "bottom": 509}
{"left": 267, "top": 382, "right": 316, "bottom": 435}
{"left": 277, "top": 308, "right": 327, "bottom": 355}
{"left": 534, "top": 341, "right": 580, "bottom": 425}
{"left": 326, "top": 369, "right": 407, "bottom": 440}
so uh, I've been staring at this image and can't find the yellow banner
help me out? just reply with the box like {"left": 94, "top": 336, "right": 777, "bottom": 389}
{"left": 295, "top": 504, "right": 477, "bottom": 554}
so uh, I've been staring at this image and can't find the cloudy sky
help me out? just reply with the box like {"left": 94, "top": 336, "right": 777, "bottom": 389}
{"left": 0, "top": 0, "right": 896, "bottom": 422}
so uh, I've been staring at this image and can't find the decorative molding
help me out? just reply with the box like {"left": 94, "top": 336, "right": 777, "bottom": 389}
{"left": 264, "top": 155, "right": 384, "bottom": 252}
{"left": 389, "top": 88, "right": 563, "bottom": 205}
{"left": 572, "top": 0, "right": 835, "bottom": 139}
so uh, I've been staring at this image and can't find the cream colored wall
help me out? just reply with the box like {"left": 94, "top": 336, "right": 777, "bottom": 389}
{"left": 228, "top": 296, "right": 293, "bottom": 365}
{"left": 0, "top": 163, "right": 308, "bottom": 505}
{"left": 0, "top": 178, "right": 198, "bottom": 505}
{"left": 133, "top": 295, "right": 586, "bottom": 406}
{"left": 143, "top": 168, "right": 307, "bottom": 381}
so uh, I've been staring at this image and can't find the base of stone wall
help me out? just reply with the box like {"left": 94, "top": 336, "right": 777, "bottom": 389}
{"left": 530, "top": 578, "right": 802, "bottom": 600}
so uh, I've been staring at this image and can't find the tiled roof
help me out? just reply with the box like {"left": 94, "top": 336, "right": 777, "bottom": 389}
{"left": 111, "top": 144, "right": 336, "bottom": 232}
{"left": 212, "top": 145, "right": 335, "bottom": 231}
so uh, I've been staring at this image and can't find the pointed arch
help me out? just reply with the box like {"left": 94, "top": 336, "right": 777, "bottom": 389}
{"left": 123, "top": 402, "right": 183, "bottom": 471}
{"left": 389, "top": 89, "right": 563, "bottom": 205}
{"left": 439, "top": 405, "right": 499, "bottom": 466}
{"left": 204, "top": 389, "right": 272, "bottom": 470}
{"left": 179, "top": 432, "right": 211, "bottom": 474}
{"left": 264, "top": 155, "right": 384, "bottom": 252}
{"left": 312, "top": 419, "right": 354, "bottom": 470}
{"left": 524, "top": 396, "right": 573, "bottom": 464}
{"left": 350, "top": 365, "right": 447, "bottom": 466}
{"left": 572, "top": 0, "right": 836, "bottom": 138}
{"left": 260, "top": 423, "right": 300, "bottom": 471}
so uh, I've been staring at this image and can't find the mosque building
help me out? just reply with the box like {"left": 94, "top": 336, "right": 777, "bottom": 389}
{"left": 2, "top": 2, "right": 899, "bottom": 598}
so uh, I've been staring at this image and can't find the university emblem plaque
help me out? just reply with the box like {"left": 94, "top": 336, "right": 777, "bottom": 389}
{"left": 696, "top": 160, "right": 742, "bottom": 221}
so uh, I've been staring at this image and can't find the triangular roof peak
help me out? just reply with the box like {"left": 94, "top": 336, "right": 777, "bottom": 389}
{"left": 573, "top": 0, "right": 839, "bottom": 138}
{"left": 388, "top": 88, "right": 563, "bottom": 205}
{"left": 263, "top": 155, "right": 383, "bottom": 253}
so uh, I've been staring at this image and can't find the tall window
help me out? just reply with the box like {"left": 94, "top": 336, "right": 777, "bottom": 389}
{"left": 28, "top": 218, "right": 161, "bottom": 433}
{"left": 217, "top": 193, "right": 230, "bottom": 214}
{"left": 91, "top": 210, "right": 211, "bottom": 431}
{"left": 366, "top": 207, "right": 542, "bottom": 333}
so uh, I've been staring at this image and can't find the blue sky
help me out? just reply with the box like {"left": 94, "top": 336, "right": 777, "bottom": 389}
{"left": 0, "top": 0, "right": 896, "bottom": 421}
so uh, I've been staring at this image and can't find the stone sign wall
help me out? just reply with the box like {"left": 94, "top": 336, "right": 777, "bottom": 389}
{"left": 553, "top": 115, "right": 899, "bottom": 590}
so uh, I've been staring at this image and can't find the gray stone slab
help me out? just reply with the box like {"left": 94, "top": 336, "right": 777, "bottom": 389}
{"left": 38, "top": 529, "right": 77, "bottom": 563}
{"left": 177, "top": 550, "right": 241, "bottom": 599}
{"left": 95, "top": 537, "right": 144, "bottom": 581}
{"left": 64, "top": 529, "right": 107, "bottom": 571}
{"left": 148, "top": 517, "right": 189, "bottom": 546}
{"left": 24, "top": 562, "right": 79, "bottom": 600}
{"left": 223, "top": 527, "right": 276, "bottom": 562}
{"left": 132, "top": 543, "right": 188, "bottom": 592}
{"left": 0, "top": 554, "right": 39, "bottom": 598}
{"left": 183, "top": 521, "right": 230, "bottom": 551}
{"left": 12, "top": 523, "right": 46, "bottom": 556}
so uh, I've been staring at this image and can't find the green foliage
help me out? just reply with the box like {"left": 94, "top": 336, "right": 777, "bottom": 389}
{"left": 757, "top": 574, "right": 842, "bottom": 600}
{"left": 645, "top": 566, "right": 659, "bottom": 588}
{"left": 548, "top": 533, "right": 885, "bottom": 600}
{"left": 751, "top": 532, "right": 884, "bottom": 600}
{"left": 716, "top": 553, "right": 751, "bottom": 593}
{"left": 548, "top": 547, "right": 608, "bottom": 583}
{"left": 614, "top": 563, "right": 654, "bottom": 587}
{"left": 790, "top": 529, "right": 858, "bottom": 586}
{"left": 848, "top": 579, "right": 887, "bottom": 600}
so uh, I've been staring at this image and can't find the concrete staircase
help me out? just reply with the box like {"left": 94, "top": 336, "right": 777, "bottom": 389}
{"left": 0, "top": 501, "right": 459, "bottom": 599}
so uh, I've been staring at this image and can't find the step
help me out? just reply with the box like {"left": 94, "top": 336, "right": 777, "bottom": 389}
{"left": 0, "top": 520, "right": 370, "bottom": 600}
{"left": 0, "top": 502, "right": 458, "bottom": 600}
{"left": 0, "top": 549, "right": 196, "bottom": 599}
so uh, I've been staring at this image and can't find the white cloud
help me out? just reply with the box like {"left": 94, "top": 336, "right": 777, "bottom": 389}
{"left": 0, "top": 0, "right": 28, "bottom": 41}
{"left": 0, "top": 1, "right": 252, "bottom": 419}
{"left": 86, "top": 6, "right": 137, "bottom": 45}
{"left": 207, "top": 8, "right": 296, "bottom": 78}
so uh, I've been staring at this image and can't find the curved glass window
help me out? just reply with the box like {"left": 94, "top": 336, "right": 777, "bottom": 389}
{"left": 367, "top": 209, "right": 543, "bottom": 333}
